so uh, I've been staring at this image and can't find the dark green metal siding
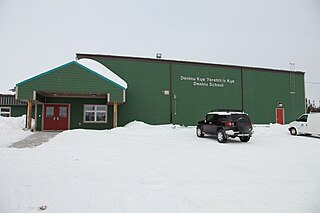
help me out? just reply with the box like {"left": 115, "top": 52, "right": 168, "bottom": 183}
{"left": 171, "top": 64, "right": 242, "bottom": 125}
{"left": 11, "top": 106, "right": 28, "bottom": 117}
{"left": 76, "top": 55, "right": 305, "bottom": 125}
{"left": 92, "top": 58, "right": 171, "bottom": 126}
{"left": 17, "top": 62, "right": 124, "bottom": 102}
{"left": 242, "top": 69, "right": 305, "bottom": 124}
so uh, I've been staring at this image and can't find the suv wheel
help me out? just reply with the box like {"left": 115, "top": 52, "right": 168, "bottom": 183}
{"left": 217, "top": 130, "right": 227, "bottom": 143}
{"left": 240, "top": 136, "right": 250, "bottom": 142}
{"left": 289, "top": 127, "right": 297, "bottom": 135}
{"left": 196, "top": 126, "right": 204, "bottom": 137}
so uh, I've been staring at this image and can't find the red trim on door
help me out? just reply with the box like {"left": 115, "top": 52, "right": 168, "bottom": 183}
{"left": 276, "top": 108, "right": 285, "bottom": 125}
{"left": 43, "top": 104, "right": 69, "bottom": 131}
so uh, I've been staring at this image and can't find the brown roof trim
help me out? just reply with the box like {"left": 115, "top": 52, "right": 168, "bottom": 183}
{"left": 76, "top": 53, "right": 305, "bottom": 75}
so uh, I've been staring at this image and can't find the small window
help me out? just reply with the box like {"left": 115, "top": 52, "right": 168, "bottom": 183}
{"left": 84, "top": 105, "right": 107, "bottom": 123}
{"left": 85, "top": 112, "right": 95, "bottom": 121}
{"left": 59, "top": 107, "right": 67, "bottom": 118}
{"left": 46, "top": 107, "right": 54, "bottom": 118}
{"left": 0, "top": 107, "right": 11, "bottom": 117}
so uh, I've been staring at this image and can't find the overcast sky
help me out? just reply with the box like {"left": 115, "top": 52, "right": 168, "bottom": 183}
{"left": 1, "top": 0, "right": 319, "bottom": 103}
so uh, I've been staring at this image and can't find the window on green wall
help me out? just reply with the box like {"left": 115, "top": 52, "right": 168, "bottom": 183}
{"left": 83, "top": 105, "right": 107, "bottom": 123}
{"left": 0, "top": 107, "right": 11, "bottom": 117}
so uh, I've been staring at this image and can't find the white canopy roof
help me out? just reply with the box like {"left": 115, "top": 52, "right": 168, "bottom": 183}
{"left": 76, "top": 58, "right": 127, "bottom": 89}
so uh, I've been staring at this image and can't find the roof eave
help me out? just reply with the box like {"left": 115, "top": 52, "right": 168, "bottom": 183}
{"left": 76, "top": 53, "right": 305, "bottom": 75}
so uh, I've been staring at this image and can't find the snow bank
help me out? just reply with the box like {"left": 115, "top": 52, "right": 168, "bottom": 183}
{"left": 0, "top": 122, "right": 320, "bottom": 212}
{"left": 0, "top": 115, "right": 34, "bottom": 147}
{"left": 123, "top": 120, "right": 177, "bottom": 129}
{"left": 124, "top": 120, "right": 154, "bottom": 128}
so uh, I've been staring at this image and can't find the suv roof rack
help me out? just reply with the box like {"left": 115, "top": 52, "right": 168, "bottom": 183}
{"left": 211, "top": 109, "right": 243, "bottom": 113}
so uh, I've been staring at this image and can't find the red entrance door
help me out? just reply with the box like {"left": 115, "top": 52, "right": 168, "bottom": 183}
{"left": 276, "top": 108, "right": 285, "bottom": 124}
{"left": 43, "top": 104, "right": 69, "bottom": 131}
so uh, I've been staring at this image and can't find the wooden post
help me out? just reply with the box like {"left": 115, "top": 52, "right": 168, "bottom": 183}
{"left": 113, "top": 102, "right": 118, "bottom": 128}
{"left": 27, "top": 100, "right": 32, "bottom": 129}
{"left": 34, "top": 103, "right": 38, "bottom": 131}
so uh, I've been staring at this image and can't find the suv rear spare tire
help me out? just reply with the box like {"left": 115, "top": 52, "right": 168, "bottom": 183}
{"left": 237, "top": 117, "right": 252, "bottom": 134}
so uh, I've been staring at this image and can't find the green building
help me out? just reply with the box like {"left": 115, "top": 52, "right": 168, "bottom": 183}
{"left": 13, "top": 53, "right": 305, "bottom": 131}
{"left": 0, "top": 94, "right": 28, "bottom": 117}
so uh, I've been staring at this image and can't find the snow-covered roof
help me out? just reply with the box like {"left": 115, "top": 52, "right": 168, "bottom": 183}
{"left": 207, "top": 111, "right": 246, "bottom": 115}
{"left": 76, "top": 58, "right": 127, "bottom": 89}
{"left": 0, "top": 90, "right": 15, "bottom": 95}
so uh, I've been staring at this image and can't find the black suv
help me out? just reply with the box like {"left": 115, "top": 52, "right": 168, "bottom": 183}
{"left": 196, "top": 110, "right": 253, "bottom": 143}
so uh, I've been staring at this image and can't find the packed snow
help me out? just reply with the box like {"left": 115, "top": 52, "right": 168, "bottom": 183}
{"left": 0, "top": 119, "right": 320, "bottom": 213}
{"left": 0, "top": 115, "right": 34, "bottom": 147}
{"left": 76, "top": 58, "right": 127, "bottom": 89}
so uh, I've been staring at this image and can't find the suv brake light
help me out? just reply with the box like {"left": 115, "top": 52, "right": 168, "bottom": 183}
{"left": 226, "top": 121, "right": 232, "bottom": 127}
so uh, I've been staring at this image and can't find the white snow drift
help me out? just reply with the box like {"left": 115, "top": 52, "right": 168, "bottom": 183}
{"left": 0, "top": 115, "right": 33, "bottom": 147}
{"left": 0, "top": 119, "right": 320, "bottom": 213}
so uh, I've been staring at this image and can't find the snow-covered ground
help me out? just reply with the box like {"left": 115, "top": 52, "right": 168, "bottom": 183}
{"left": 0, "top": 118, "right": 320, "bottom": 213}
{"left": 0, "top": 115, "right": 34, "bottom": 148}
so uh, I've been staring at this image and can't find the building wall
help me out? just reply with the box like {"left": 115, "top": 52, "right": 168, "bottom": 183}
{"left": 0, "top": 95, "right": 30, "bottom": 117}
{"left": 0, "top": 105, "right": 27, "bottom": 117}
{"left": 0, "top": 105, "right": 34, "bottom": 117}
{"left": 171, "top": 64, "right": 242, "bottom": 125}
{"left": 92, "top": 58, "right": 171, "bottom": 126}
{"left": 242, "top": 68, "right": 305, "bottom": 124}
{"left": 15, "top": 55, "right": 305, "bottom": 128}
{"left": 81, "top": 55, "right": 305, "bottom": 125}
{"left": 11, "top": 105, "right": 29, "bottom": 117}
{"left": 35, "top": 97, "right": 114, "bottom": 130}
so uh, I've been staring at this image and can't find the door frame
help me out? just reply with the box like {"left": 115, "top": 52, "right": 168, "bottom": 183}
{"left": 275, "top": 108, "right": 285, "bottom": 125}
{"left": 42, "top": 103, "right": 71, "bottom": 131}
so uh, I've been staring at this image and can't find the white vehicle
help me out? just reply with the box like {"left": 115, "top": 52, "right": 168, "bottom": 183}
{"left": 288, "top": 113, "right": 320, "bottom": 136}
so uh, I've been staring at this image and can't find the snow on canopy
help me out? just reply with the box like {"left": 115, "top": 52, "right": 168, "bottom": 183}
{"left": 76, "top": 58, "right": 127, "bottom": 89}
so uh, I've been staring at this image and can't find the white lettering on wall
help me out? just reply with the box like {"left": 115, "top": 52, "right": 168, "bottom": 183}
{"left": 180, "top": 75, "right": 236, "bottom": 88}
